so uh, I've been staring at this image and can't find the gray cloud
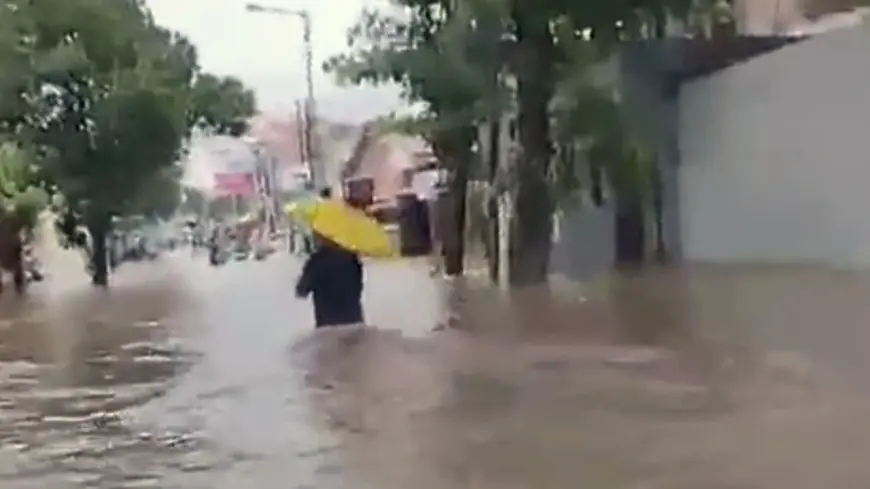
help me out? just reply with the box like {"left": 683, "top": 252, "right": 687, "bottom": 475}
{"left": 146, "top": 0, "right": 403, "bottom": 122}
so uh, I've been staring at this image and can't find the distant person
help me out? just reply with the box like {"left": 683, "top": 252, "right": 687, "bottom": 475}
{"left": 295, "top": 233, "right": 364, "bottom": 328}
{"left": 208, "top": 226, "right": 222, "bottom": 266}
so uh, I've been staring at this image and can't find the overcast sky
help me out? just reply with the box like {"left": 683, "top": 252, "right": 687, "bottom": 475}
{"left": 146, "top": 0, "right": 404, "bottom": 123}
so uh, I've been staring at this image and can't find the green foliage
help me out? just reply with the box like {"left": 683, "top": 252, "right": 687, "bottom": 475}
{"left": 17, "top": 1, "right": 185, "bottom": 216}
{"left": 10, "top": 186, "right": 49, "bottom": 232}
{"left": 0, "top": 143, "right": 49, "bottom": 231}
{"left": 1, "top": 0, "right": 257, "bottom": 223}
{"left": 329, "top": 0, "right": 702, "bottom": 282}
{"left": 544, "top": 0, "right": 708, "bottom": 209}
{"left": 130, "top": 165, "right": 183, "bottom": 219}
{"left": 190, "top": 74, "right": 257, "bottom": 137}
{"left": 324, "top": 0, "right": 505, "bottom": 135}
{"left": 180, "top": 186, "right": 207, "bottom": 217}
{"left": 0, "top": 0, "right": 259, "bottom": 284}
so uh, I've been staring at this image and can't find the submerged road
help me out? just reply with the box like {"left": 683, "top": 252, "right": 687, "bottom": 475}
{"left": 4, "top": 253, "right": 870, "bottom": 487}
{"left": 0, "top": 253, "right": 444, "bottom": 488}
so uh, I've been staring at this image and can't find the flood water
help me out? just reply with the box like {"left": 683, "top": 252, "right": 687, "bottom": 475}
{"left": 3, "top": 254, "right": 870, "bottom": 488}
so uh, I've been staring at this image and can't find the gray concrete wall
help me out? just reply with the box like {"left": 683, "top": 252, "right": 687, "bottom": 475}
{"left": 678, "top": 24, "right": 870, "bottom": 267}
{"left": 550, "top": 202, "right": 615, "bottom": 282}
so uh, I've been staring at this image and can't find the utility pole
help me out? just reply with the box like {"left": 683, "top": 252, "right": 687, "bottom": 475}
{"left": 245, "top": 4, "right": 319, "bottom": 188}
{"left": 294, "top": 100, "right": 310, "bottom": 188}
{"left": 300, "top": 11, "right": 318, "bottom": 189}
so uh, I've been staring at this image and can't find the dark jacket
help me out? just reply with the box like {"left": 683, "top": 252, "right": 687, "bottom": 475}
{"left": 295, "top": 244, "right": 364, "bottom": 327}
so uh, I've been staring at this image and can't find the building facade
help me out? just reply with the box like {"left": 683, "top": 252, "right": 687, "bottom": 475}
{"left": 553, "top": 15, "right": 870, "bottom": 282}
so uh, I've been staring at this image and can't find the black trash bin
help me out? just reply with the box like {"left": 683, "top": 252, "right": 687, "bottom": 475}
{"left": 396, "top": 192, "right": 432, "bottom": 257}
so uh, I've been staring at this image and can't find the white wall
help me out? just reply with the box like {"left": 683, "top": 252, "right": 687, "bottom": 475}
{"left": 678, "top": 23, "right": 870, "bottom": 268}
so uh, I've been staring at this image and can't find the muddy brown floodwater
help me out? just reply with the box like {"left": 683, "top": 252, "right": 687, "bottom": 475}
{"left": 3, "top": 255, "right": 870, "bottom": 488}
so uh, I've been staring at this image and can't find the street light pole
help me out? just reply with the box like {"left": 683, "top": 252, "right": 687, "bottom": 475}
{"left": 241, "top": 137, "right": 276, "bottom": 234}
{"left": 245, "top": 3, "right": 319, "bottom": 189}
{"left": 299, "top": 12, "right": 317, "bottom": 189}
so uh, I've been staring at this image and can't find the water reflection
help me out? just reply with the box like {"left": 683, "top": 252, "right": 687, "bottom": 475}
{"left": 5, "top": 258, "right": 870, "bottom": 487}
{"left": 0, "top": 263, "right": 200, "bottom": 488}
{"left": 296, "top": 264, "right": 870, "bottom": 489}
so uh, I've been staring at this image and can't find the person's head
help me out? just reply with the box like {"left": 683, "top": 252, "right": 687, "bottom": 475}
{"left": 312, "top": 231, "right": 328, "bottom": 249}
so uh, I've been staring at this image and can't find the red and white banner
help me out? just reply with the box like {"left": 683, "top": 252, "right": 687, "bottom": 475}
{"left": 213, "top": 172, "right": 255, "bottom": 197}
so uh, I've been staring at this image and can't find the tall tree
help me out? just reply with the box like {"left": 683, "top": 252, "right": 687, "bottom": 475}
{"left": 325, "top": 0, "right": 502, "bottom": 276}
{"left": 180, "top": 186, "right": 208, "bottom": 218}
{"left": 190, "top": 73, "right": 256, "bottom": 136}
{"left": 506, "top": 0, "right": 708, "bottom": 281}
{"left": 503, "top": 1, "right": 560, "bottom": 285}
{"left": 25, "top": 0, "right": 190, "bottom": 284}
{"left": 5, "top": 0, "right": 256, "bottom": 284}
{"left": 0, "top": 143, "right": 49, "bottom": 234}
{"left": 328, "top": 0, "right": 700, "bottom": 283}
{"left": 130, "top": 165, "right": 183, "bottom": 220}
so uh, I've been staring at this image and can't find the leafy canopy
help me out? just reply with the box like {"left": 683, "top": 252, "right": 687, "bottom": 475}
{"left": 2, "top": 0, "right": 257, "bottom": 221}
{"left": 0, "top": 143, "right": 49, "bottom": 231}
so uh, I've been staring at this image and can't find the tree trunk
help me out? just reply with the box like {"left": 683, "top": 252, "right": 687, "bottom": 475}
{"left": 481, "top": 18, "right": 503, "bottom": 286}
{"left": 487, "top": 117, "right": 500, "bottom": 284}
{"left": 651, "top": 163, "right": 667, "bottom": 262}
{"left": 0, "top": 225, "right": 26, "bottom": 295}
{"left": 614, "top": 196, "right": 646, "bottom": 267}
{"left": 11, "top": 234, "right": 24, "bottom": 294}
{"left": 443, "top": 151, "right": 470, "bottom": 276}
{"left": 431, "top": 126, "right": 476, "bottom": 277}
{"left": 509, "top": 10, "right": 555, "bottom": 286}
{"left": 509, "top": 173, "right": 552, "bottom": 285}
{"left": 88, "top": 215, "right": 110, "bottom": 287}
{"left": 590, "top": 160, "right": 606, "bottom": 207}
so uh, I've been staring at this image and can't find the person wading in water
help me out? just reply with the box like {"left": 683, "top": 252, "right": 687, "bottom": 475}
{"left": 295, "top": 230, "right": 365, "bottom": 327}
{"left": 294, "top": 228, "right": 366, "bottom": 387}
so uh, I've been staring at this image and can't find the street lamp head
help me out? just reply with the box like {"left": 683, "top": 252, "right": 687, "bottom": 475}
{"left": 245, "top": 3, "right": 308, "bottom": 18}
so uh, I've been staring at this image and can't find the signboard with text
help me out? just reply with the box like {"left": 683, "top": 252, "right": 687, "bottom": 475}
{"left": 213, "top": 172, "right": 255, "bottom": 197}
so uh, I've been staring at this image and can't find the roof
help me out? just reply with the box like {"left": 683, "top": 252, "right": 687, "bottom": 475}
{"left": 677, "top": 36, "right": 806, "bottom": 81}
{"left": 657, "top": 8, "right": 870, "bottom": 80}
{"left": 346, "top": 133, "right": 432, "bottom": 200}
{"left": 619, "top": 35, "right": 807, "bottom": 90}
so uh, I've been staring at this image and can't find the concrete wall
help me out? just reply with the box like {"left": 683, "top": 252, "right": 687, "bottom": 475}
{"left": 550, "top": 202, "right": 615, "bottom": 281}
{"left": 678, "top": 23, "right": 870, "bottom": 267}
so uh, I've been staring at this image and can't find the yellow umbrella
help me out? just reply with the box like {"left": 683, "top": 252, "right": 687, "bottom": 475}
{"left": 285, "top": 199, "right": 396, "bottom": 257}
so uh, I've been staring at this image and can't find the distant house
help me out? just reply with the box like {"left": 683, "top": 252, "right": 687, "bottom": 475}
{"left": 342, "top": 131, "right": 435, "bottom": 202}
{"left": 673, "top": 21, "right": 870, "bottom": 267}
{"left": 181, "top": 114, "right": 368, "bottom": 198}
{"left": 553, "top": 11, "right": 870, "bottom": 280}
{"left": 247, "top": 114, "right": 364, "bottom": 191}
